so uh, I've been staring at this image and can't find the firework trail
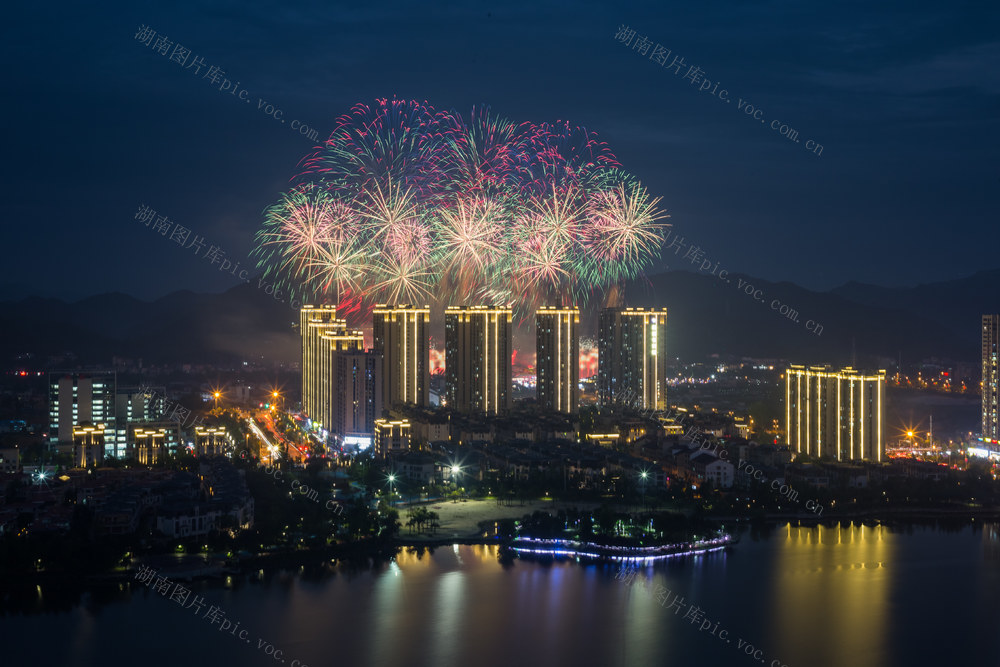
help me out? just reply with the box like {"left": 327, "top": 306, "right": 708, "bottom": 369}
{"left": 252, "top": 98, "right": 668, "bottom": 319}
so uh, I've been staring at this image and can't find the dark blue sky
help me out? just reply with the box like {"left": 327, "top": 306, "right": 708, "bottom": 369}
{"left": 4, "top": 0, "right": 997, "bottom": 300}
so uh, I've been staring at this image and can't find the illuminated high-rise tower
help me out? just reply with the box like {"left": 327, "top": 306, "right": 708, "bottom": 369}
{"left": 300, "top": 305, "right": 380, "bottom": 445}
{"left": 597, "top": 307, "right": 668, "bottom": 410}
{"left": 49, "top": 371, "right": 116, "bottom": 456}
{"left": 300, "top": 305, "right": 345, "bottom": 426}
{"left": 333, "top": 348, "right": 381, "bottom": 449}
{"left": 445, "top": 306, "right": 512, "bottom": 415}
{"left": 373, "top": 305, "right": 430, "bottom": 410}
{"left": 983, "top": 315, "right": 999, "bottom": 442}
{"left": 317, "top": 328, "right": 367, "bottom": 440}
{"left": 536, "top": 306, "right": 580, "bottom": 413}
{"left": 785, "top": 365, "right": 886, "bottom": 462}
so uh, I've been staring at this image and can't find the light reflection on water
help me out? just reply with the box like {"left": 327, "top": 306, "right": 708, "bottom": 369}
{"left": 3, "top": 523, "right": 998, "bottom": 667}
{"left": 770, "top": 523, "right": 892, "bottom": 667}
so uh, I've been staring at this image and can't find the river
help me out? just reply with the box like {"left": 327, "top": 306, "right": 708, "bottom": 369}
{"left": 3, "top": 521, "right": 998, "bottom": 667}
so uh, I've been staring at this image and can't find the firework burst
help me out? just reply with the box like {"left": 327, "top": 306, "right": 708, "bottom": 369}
{"left": 253, "top": 98, "right": 669, "bottom": 318}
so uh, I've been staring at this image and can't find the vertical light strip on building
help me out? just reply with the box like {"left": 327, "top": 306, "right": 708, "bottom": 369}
{"left": 373, "top": 305, "right": 430, "bottom": 409}
{"left": 837, "top": 380, "right": 844, "bottom": 461}
{"left": 796, "top": 372, "right": 802, "bottom": 453}
{"left": 849, "top": 378, "right": 854, "bottom": 460}
{"left": 816, "top": 376, "right": 822, "bottom": 458}
{"left": 785, "top": 372, "right": 791, "bottom": 452}
{"left": 805, "top": 372, "right": 810, "bottom": 456}
{"left": 877, "top": 373, "right": 883, "bottom": 462}
{"left": 859, "top": 377, "right": 865, "bottom": 460}
{"left": 650, "top": 315, "right": 658, "bottom": 408}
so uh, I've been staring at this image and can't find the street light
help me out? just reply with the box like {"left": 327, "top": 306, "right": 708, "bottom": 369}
{"left": 640, "top": 470, "right": 649, "bottom": 509}
{"left": 387, "top": 473, "right": 397, "bottom": 507}
{"left": 450, "top": 464, "right": 463, "bottom": 501}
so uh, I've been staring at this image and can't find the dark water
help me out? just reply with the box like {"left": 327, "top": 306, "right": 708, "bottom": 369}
{"left": 3, "top": 522, "right": 999, "bottom": 667}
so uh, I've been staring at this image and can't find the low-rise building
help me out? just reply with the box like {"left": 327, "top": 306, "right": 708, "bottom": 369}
{"left": 689, "top": 453, "right": 734, "bottom": 489}
{"left": 374, "top": 418, "right": 412, "bottom": 457}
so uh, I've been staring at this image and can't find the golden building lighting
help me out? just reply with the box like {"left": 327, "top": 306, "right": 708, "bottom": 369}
{"left": 300, "top": 305, "right": 380, "bottom": 447}
{"left": 785, "top": 365, "right": 886, "bottom": 462}
{"left": 73, "top": 423, "right": 105, "bottom": 468}
{"left": 597, "top": 307, "right": 668, "bottom": 410}
{"left": 194, "top": 426, "right": 231, "bottom": 457}
{"left": 300, "top": 305, "right": 346, "bottom": 426}
{"left": 373, "top": 304, "right": 430, "bottom": 409}
{"left": 374, "top": 418, "right": 412, "bottom": 457}
{"left": 536, "top": 306, "right": 580, "bottom": 414}
{"left": 133, "top": 426, "right": 168, "bottom": 465}
{"left": 445, "top": 306, "right": 512, "bottom": 415}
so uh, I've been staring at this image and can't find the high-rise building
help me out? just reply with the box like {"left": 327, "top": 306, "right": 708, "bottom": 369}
{"left": 785, "top": 365, "right": 886, "bottom": 462}
{"left": 597, "top": 308, "right": 668, "bottom": 410}
{"left": 333, "top": 349, "right": 381, "bottom": 449}
{"left": 300, "top": 305, "right": 346, "bottom": 427}
{"left": 445, "top": 306, "right": 513, "bottom": 414}
{"left": 373, "top": 305, "right": 430, "bottom": 409}
{"left": 536, "top": 306, "right": 580, "bottom": 413}
{"left": 299, "top": 305, "right": 381, "bottom": 448}
{"left": 317, "top": 328, "right": 366, "bottom": 440}
{"left": 116, "top": 387, "right": 163, "bottom": 425}
{"left": 984, "top": 315, "right": 999, "bottom": 442}
{"left": 50, "top": 372, "right": 116, "bottom": 455}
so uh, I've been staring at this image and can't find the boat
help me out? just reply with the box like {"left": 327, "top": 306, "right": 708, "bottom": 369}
{"left": 502, "top": 532, "right": 736, "bottom": 563}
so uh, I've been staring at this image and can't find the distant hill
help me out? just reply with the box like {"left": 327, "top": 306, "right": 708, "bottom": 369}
{"left": 0, "top": 268, "right": 994, "bottom": 367}
{"left": 829, "top": 269, "right": 1000, "bottom": 348}
{"left": 622, "top": 270, "right": 986, "bottom": 366}
{"left": 0, "top": 280, "right": 300, "bottom": 365}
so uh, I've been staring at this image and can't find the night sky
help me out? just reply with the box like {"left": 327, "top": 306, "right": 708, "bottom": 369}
{"left": 6, "top": 0, "right": 997, "bottom": 301}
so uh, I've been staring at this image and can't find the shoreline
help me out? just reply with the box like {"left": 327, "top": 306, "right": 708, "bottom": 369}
{"left": 3, "top": 506, "right": 997, "bottom": 588}
{"left": 709, "top": 506, "right": 1000, "bottom": 522}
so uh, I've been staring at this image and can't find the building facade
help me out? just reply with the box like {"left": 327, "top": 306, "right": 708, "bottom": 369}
{"left": 785, "top": 365, "right": 886, "bottom": 462}
{"left": 983, "top": 314, "right": 999, "bottom": 442}
{"left": 73, "top": 423, "right": 105, "bottom": 468}
{"left": 597, "top": 308, "right": 668, "bottom": 410}
{"left": 300, "top": 305, "right": 346, "bottom": 427}
{"left": 374, "top": 418, "right": 412, "bottom": 457}
{"left": 115, "top": 385, "right": 167, "bottom": 458}
{"left": 536, "top": 306, "right": 580, "bottom": 413}
{"left": 333, "top": 349, "right": 381, "bottom": 449}
{"left": 373, "top": 305, "right": 430, "bottom": 409}
{"left": 194, "top": 426, "right": 232, "bottom": 457}
{"left": 132, "top": 426, "right": 171, "bottom": 465}
{"left": 300, "top": 305, "right": 382, "bottom": 448}
{"left": 49, "top": 372, "right": 116, "bottom": 455}
{"left": 445, "top": 306, "right": 512, "bottom": 415}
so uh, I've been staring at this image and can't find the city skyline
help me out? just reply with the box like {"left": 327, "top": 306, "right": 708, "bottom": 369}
{"left": 5, "top": 4, "right": 999, "bottom": 666}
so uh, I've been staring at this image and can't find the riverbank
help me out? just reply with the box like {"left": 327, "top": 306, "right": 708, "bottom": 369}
{"left": 5, "top": 502, "right": 999, "bottom": 588}
{"left": 710, "top": 505, "right": 1000, "bottom": 523}
{"left": 395, "top": 497, "right": 601, "bottom": 541}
